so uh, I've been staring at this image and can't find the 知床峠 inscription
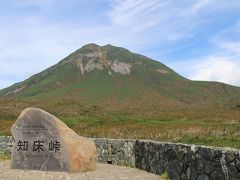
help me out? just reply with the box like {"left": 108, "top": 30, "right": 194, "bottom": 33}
{"left": 17, "top": 139, "right": 61, "bottom": 152}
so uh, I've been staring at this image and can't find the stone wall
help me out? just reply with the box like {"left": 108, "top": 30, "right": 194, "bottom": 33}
{"left": 91, "top": 138, "right": 135, "bottom": 166}
{"left": 134, "top": 140, "right": 240, "bottom": 180}
{"left": 0, "top": 136, "right": 14, "bottom": 154}
{"left": 1, "top": 136, "right": 240, "bottom": 180}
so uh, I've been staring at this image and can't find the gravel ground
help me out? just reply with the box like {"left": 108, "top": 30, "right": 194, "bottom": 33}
{"left": 0, "top": 161, "right": 160, "bottom": 180}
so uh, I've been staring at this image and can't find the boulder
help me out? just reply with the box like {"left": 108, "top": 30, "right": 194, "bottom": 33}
{"left": 10, "top": 108, "right": 96, "bottom": 172}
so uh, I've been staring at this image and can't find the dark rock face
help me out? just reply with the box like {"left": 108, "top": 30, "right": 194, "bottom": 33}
{"left": 197, "top": 174, "right": 209, "bottom": 180}
{"left": 134, "top": 141, "right": 240, "bottom": 180}
{"left": 10, "top": 108, "right": 96, "bottom": 172}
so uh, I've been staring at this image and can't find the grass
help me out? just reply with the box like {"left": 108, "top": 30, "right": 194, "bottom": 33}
{"left": 180, "top": 135, "right": 240, "bottom": 148}
{"left": 0, "top": 98, "right": 240, "bottom": 149}
{"left": 58, "top": 115, "right": 240, "bottom": 149}
{"left": 160, "top": 171, "right": 169, "bottom": 180}
{"left": 0, "top": 153, "right": 11, "bottom": 161}
{"left": 63, "top": 117, "right": 82, "bottom": 128}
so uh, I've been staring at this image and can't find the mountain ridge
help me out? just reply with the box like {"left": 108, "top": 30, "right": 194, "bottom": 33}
{"left": 0, "top": 43, "right": 239, "bottom": 110}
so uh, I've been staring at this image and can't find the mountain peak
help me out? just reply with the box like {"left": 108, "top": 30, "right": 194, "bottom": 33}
{"left": 102, "top": 44, "right": 114, "bottom": 49}
{"left": 81, "top": 43, "right": 101, "bottom": 50}
{"left": 73, "top": 43, "right": 133, "bottom": 76}
{"left": 80, "top": 43, "right": 126, "bottom": 51}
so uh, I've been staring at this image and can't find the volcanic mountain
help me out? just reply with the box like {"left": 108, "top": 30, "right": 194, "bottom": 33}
{"left": 0, "top": 43, "right": 240, "bottom": 112}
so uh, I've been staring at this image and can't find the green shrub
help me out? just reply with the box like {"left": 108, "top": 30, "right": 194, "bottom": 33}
{"left": 0, "top": 153, "right": 11, "bottom": 161}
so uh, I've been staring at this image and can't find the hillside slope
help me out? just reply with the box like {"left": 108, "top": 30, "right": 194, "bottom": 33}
{"left": 0, "top": 43, "right": 240, "bottom": 109}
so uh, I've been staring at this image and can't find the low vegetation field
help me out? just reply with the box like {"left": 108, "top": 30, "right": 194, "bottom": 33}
{"left": 0, "top": 98, "right": 239, "bottom": 149}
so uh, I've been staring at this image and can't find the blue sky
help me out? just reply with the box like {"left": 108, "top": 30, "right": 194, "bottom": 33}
{"left": 0, "top": 0, "right": 240, "bottom": 89}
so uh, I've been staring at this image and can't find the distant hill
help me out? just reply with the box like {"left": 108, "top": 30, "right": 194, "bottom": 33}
{"left": 1, "top": 43, "right": 240, "bottom": 111}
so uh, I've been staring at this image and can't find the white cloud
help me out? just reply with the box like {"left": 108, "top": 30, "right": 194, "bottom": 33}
{"left": 108, "top": 0, "right": 163, "bottom": 29}
{"left": 220, "top": 42, "right": 240, "bottom": 54}
{"left": 211, "top": 21, "right": 240, "bottom": 57}
{"left": 190, "top": 57, "right": 240, "bottom": 86}
{"left": 107, "top": 0, "right": 210, "bottom": 37}
{"left": 190, "top": 0, "right": 212, "bottom": 14}
{"left": 186, "top": 20, "right": 240, "bottom": 87}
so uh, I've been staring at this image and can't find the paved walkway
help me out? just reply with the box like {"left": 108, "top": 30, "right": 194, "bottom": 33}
{"left": 0, "top": 161, "right": 160, "bottom": 180}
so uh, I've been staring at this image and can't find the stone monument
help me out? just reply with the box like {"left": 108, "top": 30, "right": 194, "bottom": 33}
{"left": 10, "top": 108, "right": 96, "bottom": 172}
